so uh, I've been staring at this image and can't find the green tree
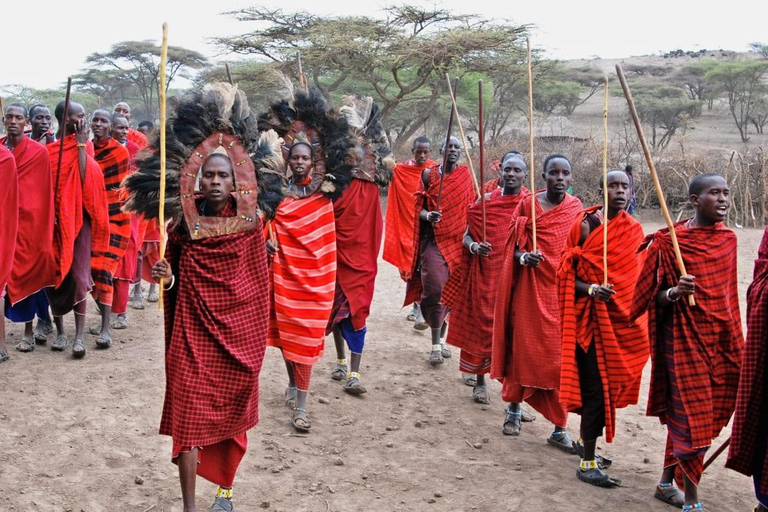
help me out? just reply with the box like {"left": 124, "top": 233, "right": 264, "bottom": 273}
{"left": 632, "top": 85, "right": 701, "bottom": 150}
{"left": 749, "top": 42, "right": 768, "bottom": 60}
{"left": 706, "top": 60, "right": 768, "bottom": 142}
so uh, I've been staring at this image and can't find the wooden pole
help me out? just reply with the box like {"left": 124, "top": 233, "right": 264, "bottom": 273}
{"left": 702, "top": 437, "right": 730, "bottom": 472}
{"left": 616, "top": 64, "right": 694, "bottom": 305}
{"left": 54, "top": 77, "right": 73, "bottom": 226}
{"left": 225, "top": 63, "right": 235, "bottom": 86}
{"left": 602, "top": 76, "right": 609, "bottom": 285}
{"left": 527, "top": 38, "right": 537, "bottom": 253}
{"left": 297, "top": 52, "right": 308, "bottom": 92}
{"left": 445, "top": 74, "right": 480, "bottom": 198}
{"left": 436, "top": 75, "right": 459, "bottom": 209}
{"left": 478, "top": 79, "right": 486, "bottom": 243}
{"left": 157, "top": 22, "right": 169, "bottom": 310}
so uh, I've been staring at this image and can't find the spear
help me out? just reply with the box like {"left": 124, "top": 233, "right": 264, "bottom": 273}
{"left": 225, "top": 63, "right": 235, "bottom": 87}
{"left": 54, "top": 77, "right": 73, "bottom": 227}
{"left": 478, "top": 79, "right": 486, "bottom": 243}
{"left": 616, "top": 64, "right": 694, "bottom": 306}
{"left": 297, "top": 52, "right": 308, "bottom": 93}
{"left": 445, "top": 74, "right": 480, "bottom": 198}
{"left": 527, "top": 38, "right": 537, "bottom": 253}
{"left": 602, "top": 76, "right": 609, "bottom": 285}
{"left": 436, "top": 77, "right": 460, "bottom": 209}
{"left": 157, "top": 22, "right": 169, "bottom": 310}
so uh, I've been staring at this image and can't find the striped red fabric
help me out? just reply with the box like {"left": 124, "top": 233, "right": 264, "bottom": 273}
{"left": 482, "top": 177, "right": 500, "bottom": 193}
{"left": 268, "top": 192, "right": 336, "bottom": 365}
{"left": 0, "top": 145, "right": 18, "bottom": 296}
{"left": 631, "top": 221, "right": 744, "bottom": 458}
{"left": 727, "top": 225, "right": 768, "bottom": 494}
{"left": 557, "top": 206, "right": 649, "bottom": 443}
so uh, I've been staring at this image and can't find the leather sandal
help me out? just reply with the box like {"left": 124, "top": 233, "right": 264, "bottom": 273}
{"left": 547, "top": 431, "right": 577, "bottom": 454}
{"left": 292, "top": 407, "right": 311, "bottom": 432}
{"left": 210, "top": 496, "right": 234, "bottom": 511}
{"left": 502, "top": 407, "right": 522, "bottom": 436}
{"left": 576, "top": 464, "right": 621, "bottom": 488}
{"left": 72, "top": 339, "right": 86, "bottom": 358}
{"left": 654, "top": 482, "right": 684, "bottom": 507}
{"left": 572, "top": 439, "right": 612, "bottom": 469}
{"left": 51, "top": 334, "right": 69, "bottom": 351}
{"left": 16, "top": 338, "right": 35, "bottom": 353}
{"left": 331, "top": 363, "right": 347, "bottom": 381}
{"left": 472, "top": 384, "right": 490, "bottom": 404}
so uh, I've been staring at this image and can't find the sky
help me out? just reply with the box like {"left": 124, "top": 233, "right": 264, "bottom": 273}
{"left": 1, "top": 0, "right": 766, "bottom": 91}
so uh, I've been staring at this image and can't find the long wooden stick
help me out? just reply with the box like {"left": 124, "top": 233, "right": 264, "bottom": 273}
{"left": 225, "top": 63, "right": 235, "bottom": 86}
{"left": 297, "top": 52, "right": 308, "bottom": 92}
{"left": 702, "top": 437, "right": 730, "bottom": 472}
{"left": 478, "top": 79, "right": 486, "bottom": 243}
{"left": 527, "top": 38, "right": 537, "bottom": 253}
{"left": 445, "top": 75, "right": 480, "bottom": 198}
{"left": 616, "top": 64, "right": 694, "bottom": 306}
{"left": 602, "top": 76, "right": 609, "bottom": 285}
{"left": 436, "top": 76, "right": 459, "bottom": 209}
{"left": 54, "top": 77, "right": 73, "bottom": 225}
{"left": 157, "top": 22, "right": 169, "bottom": 310}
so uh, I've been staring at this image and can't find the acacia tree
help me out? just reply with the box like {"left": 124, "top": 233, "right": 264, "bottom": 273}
{"left": 706, "top": 60, "right": 768, "bottom": 142}
{"left": 632, "top": 85, "right": 701, "bottom": 150}
{"left": 214, "top": 6, "right": 529, "bottom": 153}
{"left": 83, "top": 41, "right": 208, "bottom": 117}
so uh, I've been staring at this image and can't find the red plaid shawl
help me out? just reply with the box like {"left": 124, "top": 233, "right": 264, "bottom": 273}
{"left": 383, "top": 159, "right": 437, "bottom": 279}
{"left": 160, "top": 199, "right": 269, "bottom": 446}
{"left": 1, "top": 137, "right": 55, "bottom": 303}
{"left": 0, "top": 145, "right": 18, "bottom": 294}
{"left": 47, "top": 136, "right": 111, "bottom": 297}
{"left": 127, "top": 128, "right": 148, "bottom": 150}
{"left": 726, "top": 226, "right": 768, "bottom": 493}
{"left": 557, "top": 207, "right": 649, "bottom": 443}
{"left": 443, "top": 188, "right": 530, "bottom": 356}
{"left": 403, "top": 164, "right": 476, "bottom": 306}
{"left": 482, "top": 177, "right": 500, "bottom": 193}
{"left": 332, "top": 179, "right": 382, "bottom": 330}
{"left": 631, "top": 221, "right": 743, "bottom": 451}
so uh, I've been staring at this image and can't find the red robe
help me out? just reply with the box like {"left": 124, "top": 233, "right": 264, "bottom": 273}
{"left": 0, "top": 145, "right": 18, "bottom": 295}
{"left": 383, "top": 159, "right": 437, "bottom": 280}
{"left": 727, "top": 226, "right": 768, "bottom": 494}
{"left": 631, "top": 221, "right": 743, "bottom": 485}
{"left": 47, "top": 136, "right": 111, "bottom": 297}
{"left": 127, "top": 128, "right": 148, "bottom": 150}
{"left": 0, "top": 137, "right": 55, "bottom": 304}
{"left": 443, "top": 188, "right": 530, "bottom": 362}
{"left": 557, "top": 207, "right": 649, "bottom": 442}
{"left": 403, "top": 164, "right": 477, "bottom": 307}
{"left": 491, "top": 192, "right": 583, "bottom": 426}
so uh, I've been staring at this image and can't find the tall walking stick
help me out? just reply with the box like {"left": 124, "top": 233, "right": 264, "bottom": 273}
{"left": 527, "top": 38, "right": 537, "bottom": 253}
{"left": 54, "top": 77, "right": 73, "bottom": 227}
{"left": 436, "top": 77, "right": 459, "bottom": 209}
{"left": 478, "top": 79, "right": 486, "bottom": 243}
{"left": 445, "top": 75, "right": 480, "bottom": 198}
{"left": 702, "top": 437, "right": 731, "bottom": 472}
{"left": 616, "top": 64, "right": 694, "bottom": 305}
{"left": 602, "top": 76, "right": 609, "bottom": 285}
{"left": 157, "top": 22, "right": 169, "bottom": 310}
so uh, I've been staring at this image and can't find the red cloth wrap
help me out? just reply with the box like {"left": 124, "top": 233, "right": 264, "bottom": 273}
{"left": 557, "top": 207, "right": 649, "bottom": 443}
{"left": 383, "top": 159, "right": 437, "bottom": 279}
{"left": 443, "top": 188, "right": 530, "bottom": 359}
{"left": 172, "top": 434, "right": 247, "bottom": 488}
{"left": 0, "top": 146, "right": 18, "bottom": 295}
{"left": 47, "top": 136, "right": 111, "bottom": 298}
{"left": 1, "top": 137, "right": 55, "bottom": 303}
{"left": 727, "top": 226, "right": 768, "bottom": 493}
{"left": 267, "top": 192, "right": 336, "bottom": 366}
{"left": 331, "top": 179, "right": 382, "bottom": 330}
{"left": 491, "top": 192, "right": 583, "bottom": 425}
{"left": 631, "top": 221, "right": 744, "bottom": 473}
{"left": 403, "top": 164, "right": 476, "bottom": 307}
{"left": 482, "top": 177, "right": 500, "bottom": 193}
{"left": 160, "top": 205, "right": 269, "bottom": 448}
{"left": 126, "top": 128, "right": 148, "bottom": 150}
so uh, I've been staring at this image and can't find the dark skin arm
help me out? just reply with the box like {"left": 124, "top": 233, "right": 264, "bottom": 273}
{"left": 514, "top": 247, "right": 544, "bottom": 267}
{"left": 75, "top": 119, "right": 88, "bottom": 186}
{"left": 419, "top": 167, "right": 441, "bottom": 223}
{"left": 657, "top": 274, "right": 695, "bottom": 306}
{"left": 152, "top": 258, "right": 173, "bottom": 283}
{"left": 462, "top": 227, "right": 491, "bottom": 257}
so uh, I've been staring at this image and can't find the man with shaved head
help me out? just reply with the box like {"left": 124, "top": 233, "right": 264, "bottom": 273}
{"left": 113, "top": 102, "right": 148, "bottom": 149}
{"left": 28, "top": 104, "right": 55, "bottom": 145}
{"left": 46, "top": 101, "right": 111, "bottom": 358}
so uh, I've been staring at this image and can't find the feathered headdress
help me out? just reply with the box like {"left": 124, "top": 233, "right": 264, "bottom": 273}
{"left": 123, "top": 83, "right": 284, "bottom": 238}
{"left": 257, "top": 87, "right": 355, "bottom": 200}
{"left": 339, "top": 94, "right": 395, "bottom": 188}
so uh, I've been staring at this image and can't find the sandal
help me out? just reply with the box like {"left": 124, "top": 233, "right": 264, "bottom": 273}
{"left": 343, "top": 373, "right": 367, "bottom": 395}
{"left": 572, "top": 439, "right": 612, "bottom": 469}
{"left": 462, "top": 373, "right": 477, "bottom": 387}
{"left": 16, "top": 337, "right": 35, "bottom": 353}
{"left": 429, "top": 348, "right": 444, "bottom": 366}
{"left": 284, "top": 386, "right": 298, "bottom": 408}
{"left": 292, "top": 407, "right": 311, "bottom": 432}
{"left": 95, "top": 333, "right": 112, "bottom": 349}
{"left": 521, "top": 408, "right": 536, "bottom": 422}
{"left": 472, "top": 384, "right": 490, "bottom": 404}
{"left": 406, "top": 304, "right": 419, "bottom": 322}
{"left": 33, "top": 321, "right": 53, "bottom": 342}
{"left": 331, "top": 363, "right": 348, "bottom": 381}
{"left": 547, "top": 431, "right": 577, "bottom": 454}
{"left": 441, "top": 345, "right": 452, "bottom": 358}
{"left": 0, "top": 348, "right": 9, "bottom": 363}
{"left": 147, "top": 290, "right": 159, "bottom": 303}
{"left": 51, "top": 334, "right": 69, "bottom": 351}
{"left": 72, "top": 339, "right": 86, "bottom": 358}
{"left": 111, "top": 315, "right": 128, "bottom": 330}
{"left": 131, "top": 295, "right": 146, "bottom": 310}
{"left": 413, "top": 310, "right": 429, "bottom": 331}
{"left": 88, "top": 325, "right": 101, "bottom": 336}
{"left": 576, "top": 461, "right": 621, "bottom": 488}
{"left": 210, "top": 496, "right": 234, "bottom": 512}
{"left": 502, "top": 407, "right": 522, "bottom": 436}
{"left": 682, "top": 504, "right": 705, "bottom": 511}
{"left": 654, "top": 482, "right": 685, "bottom": 507}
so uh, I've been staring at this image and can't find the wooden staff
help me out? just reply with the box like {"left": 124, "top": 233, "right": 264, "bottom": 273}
{"left": 296, "top": 52, "right": 308, "bottom": 92}
{"left": 616, "top": 64, "right": 694, "bottom": 305}
{"left": 602, "top": 76, "right": 609, "bottom": 285}
{"left": 702, "top": 437, "right": 730, "bottom": 472}
{"left": 436, "top": 76, "right": 459, "bottom": 209}
{"left": 445, "top": 74, "right": 480, "bottom": 198}
{"left": 478, "top": 79, "right": 486, "bottom": 243}
{"left": 225, "top": 63, "right": 235, "bottom": 86}
{"left": 527, "top": 38, "right": 537, "bottom": 253}
{"left": 54, "top": 77, "right": 73, "bottom": 225}
{"left": 157, "top": 22, "right": 169, "bottom": 309}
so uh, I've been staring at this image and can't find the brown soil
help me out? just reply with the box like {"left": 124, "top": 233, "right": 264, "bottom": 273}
{"left": 0, "top": 213, "right": 760, "bottom": 511}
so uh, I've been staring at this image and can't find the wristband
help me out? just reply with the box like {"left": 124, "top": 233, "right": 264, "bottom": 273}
{"left": 519, "top": 253, "right": 528, "bottom": 266}
{"left": 163, "top": 274, "right": 176, "bottom": 291}
{"left": 77, "top": 143, "right": 87, "bottom": 148}
{"left": 588, "top": 284, "right": 599, "bottom": 298}
{"left": 666, "top": 287, "right": 680, "bottom": 302}
{"left": 470, "top": 242, "right": 479, "bottom": 254}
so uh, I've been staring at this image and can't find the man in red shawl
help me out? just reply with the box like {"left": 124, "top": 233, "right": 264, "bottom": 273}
{"left": 492, "top": 154, "right": 582, "bottom": 448}
{"left": 404, "top": 136, "right": 476, "bottom": 365}
{"left": 727, "top": 225, "right": 768, "bottom": 512}
{"left": 383, "top": 136, "right": 436, "bottom": 327}
{"left": 113, "top": 102, "right": 148, "bottom": 149}
{"left": 632, "top": 173, "right": 743, "bottom": 512}
{"left": 442, "top": 153, "right": 530, "bottom": 403}
{"left": 28, "top": 104, "right": 55, "bottom": 145}
{"left": 0, "top": 143, "right": 18, "bottom": 364}
{"left": 482, "top": 150, "right": 521, "bottom": 193}
{"left": 2, "top": 104, "right": 55, "bottom": 353}
{"left": 557, "top": 169, "right": 649, "bottom": 488}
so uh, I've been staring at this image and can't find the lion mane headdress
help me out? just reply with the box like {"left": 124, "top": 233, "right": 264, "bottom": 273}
{"left": 123, "top": 83, "right": 284, "bottom": 239}
{"left": 338, "top": 94, "right": 395, "bottom": 188}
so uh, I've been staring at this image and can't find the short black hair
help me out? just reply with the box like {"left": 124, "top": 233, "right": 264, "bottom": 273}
{"left": 543, "top": 153, "right": 570, "bottom": 172}
{"left": 412, "top": 136, "right": 430, "bottom": 148}
{"left": 598, "top": 165, "right": 630, "bottom": 188}
{"left": 54, "top": 101, "right": 66, "bottom": 123}
{"left": 28, "top": 104, "right": 49, "bottom": 118}
{"left": 501, "top": 150, "right": 522, "bottom": 162}
{"left": 138, "top": 120, "right": 154, "bottom": 130}
{"left": 112, "top": 113, "right": 128, "bottom": 124}
{"left": 288, "top": 141, "right": 313, "bottom": 158}
{"left": 5, "top": 103, "right": 28, "bottom": 117}
{"left": 688, "top": 172, "right": 724, "bottom": 197}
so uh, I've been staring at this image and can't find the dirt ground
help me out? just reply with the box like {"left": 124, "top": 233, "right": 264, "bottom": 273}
{"left": 0, "top": 212, "right": 762, "bottom": 512}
